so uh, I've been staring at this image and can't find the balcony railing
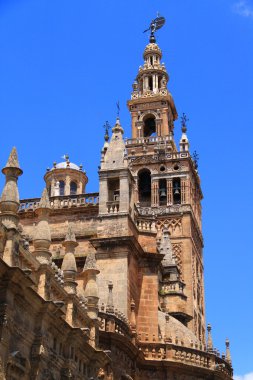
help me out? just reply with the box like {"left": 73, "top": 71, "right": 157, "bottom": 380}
{"left": 106, "top": 201, "right": 120, "bottom": 214}
{"left": 136, "top": 204, "right": 192, "bottom": 217}
{"left": 126, "top": 136, "right": 171, "bottom": 145}
{"left": 19, "top": 193, "right": 99, "bottom": 212}
{"left": 137, "top": 342, "right": 232, "bottom": 376}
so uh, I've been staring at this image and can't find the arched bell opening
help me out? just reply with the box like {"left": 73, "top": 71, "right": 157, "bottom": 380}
{"left": 143, "top": 114, "right": 156, "bottom": 137}
{"left": 138, "top": 169, "right": 151, "bottom": 206}
{"left": 159, "top": 179, "right": 167, "bottom": 206}
{"left": 173, "top": 178, "right": 181, "bottom": 205}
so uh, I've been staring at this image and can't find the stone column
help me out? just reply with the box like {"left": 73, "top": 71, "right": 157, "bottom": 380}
{"left": 151, "top": 180, "right": 159, "bottom": 207}
{"left": 161, "top": 108, "right": 169, "bottom": 136}
{"left": 33, "top": 189, "right": 51, "bottom": 265}
{"left": 167, "top": 179, "right": 173, "bottom": 206}
{"left": 98, "top": 176, "right": 108, "bottom": 215}
{"left": 119, "top": 173, "right": 129, "bottom": 213}
{"left": 33, "top": 188, "right": 52, "bottom": 300}
{"left": 131, "top": 112, "right": 138, "bottom": 139}
{"left": 181, "top": 179, "right": 187, "bottom": 204}
{"left": 77, "top": 181, "right": 83, "bottom": 195}
{"left": 65, "top": 175, "right": 70, "bottom": 196}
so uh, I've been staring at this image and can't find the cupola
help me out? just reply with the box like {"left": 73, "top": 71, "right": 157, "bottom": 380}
{"left": 44, "top": 155, "right": 88, "bottom": 197}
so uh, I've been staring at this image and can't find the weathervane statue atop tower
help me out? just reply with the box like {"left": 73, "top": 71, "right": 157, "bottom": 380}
{"left": 143, "top": 15, "right": 166, "bottom": 43}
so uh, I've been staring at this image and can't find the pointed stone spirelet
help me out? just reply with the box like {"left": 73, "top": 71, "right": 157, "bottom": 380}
{"left": 106, "top": 281, "right": 114, "bottom": 314}
{"left": 101, "top": 117, "right": 126, "bottom": 171}
{"left": 0, "top": 147, "right": 23, "bottom": 229}
{"left": 4, "top": 147, "right": 22, "bottom": 170}
{"left": 225, "top": 338, "right": 232, "bottom": 365}
{"left": 62, "top": 225, "right": 78, "bottom": 295}
{"left": 164, "top": 313, "right": 171, "bottom": 343}
{"left": 207, "top": 323, "right": 213, "bottom": 351}
{"left": 112, "top": 117, "right": 124, "bottom": 134}
{"left": 38, "top": 188, "right": 51, "bottom": 209}
{"left": 82, "top": 252, "right": 100, "bottom": 319}
{"left": 83, "top": 251, "right": 99, "bottom": 272}
{"left": 33, "top": 188, "right": 52, "bottom": 265}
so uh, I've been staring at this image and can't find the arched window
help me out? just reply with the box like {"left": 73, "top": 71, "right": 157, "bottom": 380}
{"left": 59, "top": 180, "right": 65, "bottom": 196}
{"left": 70, "top": 181, "right": 77, "bottom": 195}
{"left": 143, "top": 115, "right": 156, "bottom": 137}
{"left": 138, "top": 169, "right": 151, "bottom": 206}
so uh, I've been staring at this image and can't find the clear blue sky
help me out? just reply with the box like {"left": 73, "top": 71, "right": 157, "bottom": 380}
{"left": 0, "top": 0, "right": 252, "bottom": 376}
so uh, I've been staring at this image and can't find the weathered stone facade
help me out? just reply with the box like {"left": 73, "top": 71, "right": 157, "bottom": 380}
{"left": 0, "top": 31, "right": 233, "bottom": 379}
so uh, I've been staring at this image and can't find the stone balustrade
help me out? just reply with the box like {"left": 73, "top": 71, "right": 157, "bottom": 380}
{"left": 160, "top": 282, "right": 184, "bottom": 295}
{"left": 136, "top": 219, "right": 156, "bottom": 233}
{"left": 106, "top": 201, "right": 120, "bottom": 214}
{"left": 138, "top": 342, "right": 232, "bottom": 377}
{"left": 137, "top": 204, "right": 191, "bottom": 217}
{"left": 19, "top": 193, "right": 99, "bottom": 212}
{"left": 126, "top": 136, "right": 171, "bottom": 146}
{"left": 99, "top": 311, "right": 132, "bottom": 340}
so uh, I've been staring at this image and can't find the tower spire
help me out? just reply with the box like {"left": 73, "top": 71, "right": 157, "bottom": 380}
{"left": 128, "top": 22, "right": 177, "bottom": 141}
{"left": 0, "top": 147, "right": 23, "bottom": 229}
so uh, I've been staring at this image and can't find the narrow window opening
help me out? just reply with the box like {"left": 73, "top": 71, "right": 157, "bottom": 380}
{"left": 148, "top": 76, "right": 153, "bottom": 91}
{"left": 70, "top": 181, "right": 77, "bottom": 195}
{"left": 173, "top": 178, "right": 181, "bottom": 204}
{"left": 138, "top": 170, "right": 151, "bottom": 206}
{"left": 108, "top": 178, "right": 120, "bottom": 202}
{"left": 59, "top": 180, "right": 65, "bottom": 196}
{"left": 150, "top": 56, "right": 153, "bottom": 65}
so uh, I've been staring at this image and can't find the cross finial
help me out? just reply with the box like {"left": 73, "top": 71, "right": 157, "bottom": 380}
{"left": 116, "top": 101, "right": 120, "bottom": 118}
{"left": 181, "top": 113, "right": 189, "bottom": 133}
{"left": 61, "top": 154, "right": 69, "bottom": 162}
{"left": 103, "top": 121, "right": 111, "bottom": 142}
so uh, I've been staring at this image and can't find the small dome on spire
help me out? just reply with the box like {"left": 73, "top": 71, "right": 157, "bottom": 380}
{"left": 44, "top": 154, "right": 88, "bottom": 197}
{"left": 143, "top": 43, "right": 162, "bottom": 59}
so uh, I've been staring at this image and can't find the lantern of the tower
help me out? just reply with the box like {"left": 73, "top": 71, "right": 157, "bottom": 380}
{"left": 44, "top": 155, "right": 88, "bottom": 197}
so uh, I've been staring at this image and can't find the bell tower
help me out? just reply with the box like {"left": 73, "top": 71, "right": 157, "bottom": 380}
{"left": 126, "top": 31, "right": 205, "bottom": 342}
{"left": 128, "top": 34, "right": 178, "bottom": 143}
